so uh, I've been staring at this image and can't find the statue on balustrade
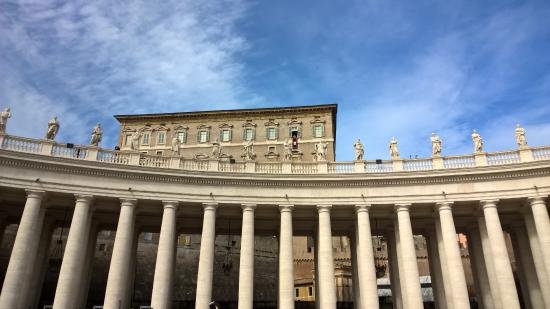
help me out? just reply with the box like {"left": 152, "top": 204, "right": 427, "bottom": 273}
{"left": 45, "top": 116, "right": 60, "bottom": 140}
{"left": 472, "top": 129, "right": 484, "bottom": 153}
{"left": 211, "top": 138, "right": 221, "bottom": 158}
{"left": 315, "top": 140, "right": 327, "bottom": 161}
{"left": 89, "top": 123, "right": 103, "bottom": 146}
{"left": 0, "top": 107, "right": 11, "bottom": 134}
{"left": 515, "top": 124, "right": 527, "bottom": 148}
{"left": 431, "top": 133, "right": 442, "bottom": 156}
{"left": 353, "top": 138, "right": 364, "bottom": 161}
{"left": 283, "top": 138, "right": 293, "bottom": 161}
{"left": 129, "top": 130, "right": 142, "bottom": 150}
{"left": 389, "top": 137, "right": 399, "bottom": 158}
{"left": 242, "top": 139, "right": 256, "bottom": 160}
{"left": 171, "top": 136, "right": 181, "bottom": 155}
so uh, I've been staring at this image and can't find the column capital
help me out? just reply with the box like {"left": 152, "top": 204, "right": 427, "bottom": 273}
{"left": 479, "top": 199, "right": 499, "bottom": 209}
{"left": 527, "top": 196, "right": 546, "bottom": 206}
{"left": 25, "top": 189, "right": 46, "bottom": 200}
{"left": 278, "top": 204, "right": 294, "bottom": 212}
{"left": 74, "top": 194, "right": 94, "bottom": 204}
{"left": 162, "top": 200, "right": 179, "bottom": 210}
{"left": 435, "top": 201, "right": 453, "bottom": 211}
{"left": 354, "top": 203, "right": 372, "bottom": 213}
{"left": 394, "top": 203, "right": 412, "bottom": 212}
{"left": 241, "top": 203, "right": 257, "bottom": 211}
{"left": 316, "top": 204, "right": 332, "bottom": 213}
{"left": 202, "top": 202, "right": 218, "bottom": 211}
{"left": 120, "top": 198, "right": 138, "bottom": 207}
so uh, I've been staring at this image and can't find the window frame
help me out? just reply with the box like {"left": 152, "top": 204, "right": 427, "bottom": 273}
{"left": 141, "top": 132, "right": 150, "bottom": 145}
{"left": 157, "top": 131, "right": 166, "bottom": 145}
{"left": 266, "top": 127, "right": 278, "bottom": 140}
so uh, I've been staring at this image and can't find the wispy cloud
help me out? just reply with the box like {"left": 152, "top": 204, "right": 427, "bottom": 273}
{"left": 1, "top": 0, "right": 253, "bottom": 146}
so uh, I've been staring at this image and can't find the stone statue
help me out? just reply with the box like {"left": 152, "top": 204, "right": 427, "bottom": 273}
{"left": 431, "top": 133, "right": 442, "bottom": 156}
{"left": 389, "top": 137, "right": 399, "bottom": 158}
{"left": 353, "top": 138, "right": 364, "bottom": 161}
{"left": 211, "top": 138, "right": 221, "bottom": 158}
{"left": 0, "top": 107, "right": 11, "bottom": 134}
{"left": 283, "top": 138, "right": 293, "bottom": 161}
{"left": 472, "top": 130, "right": 483, "bottom": 153}
{"left": 89, "top": 123, "right": 103, "bottom": 146}
{"left": 129, "top": 130, "right": 142, "bottom": 150}
{"left": 45, "top": 116, "right": 60, "bottom": 140}
{"left": 515, "top": 124, "right": 527, "bottom": 147}
{"left": 315, "top": 140, "right": 327, "bottom": 161}
{"left": 242, "top": 139, "right": 256, "bottom": 160}
{"left": 171, "top": 136, "right": 181, "bottom": 155}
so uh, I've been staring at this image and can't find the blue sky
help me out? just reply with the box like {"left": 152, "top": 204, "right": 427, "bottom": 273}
{"left": 1, "top": 0, "right": 550, "bottom": 160}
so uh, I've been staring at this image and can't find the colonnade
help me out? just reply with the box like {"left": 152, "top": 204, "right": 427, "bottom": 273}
{"left": 0, "top": 190, "right": 549, "bottom": 309}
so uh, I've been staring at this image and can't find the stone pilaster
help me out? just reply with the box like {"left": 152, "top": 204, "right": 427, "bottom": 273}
{"left": 104, "top": 198, "right": 137, "bottom": 309}
{"left": 278, "top": 204, "right": 294, "bottom": 309}
{"left": 151, "top": 201, "right": 179, "bottom": 309}
{"left": 195, "top": 203, "right": 218, "bottom": 309}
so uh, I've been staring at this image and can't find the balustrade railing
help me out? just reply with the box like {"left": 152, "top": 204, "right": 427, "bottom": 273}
{"left": 1, "top": 135, "right": 43, "bottom": 153}
{"left": 327, "top": 162, "right": 355, "bottom": 173}
{"left": 443, "top": 155, "right": 476, "bottom": 169}
{"left": 1, "top": 134, "right": 549, "bottom": 174}
{"left": 486, "top": 150, "right": 521, "bottom": 165}
{"left": 403, "top": 159, "right": 433, "bottom": 171}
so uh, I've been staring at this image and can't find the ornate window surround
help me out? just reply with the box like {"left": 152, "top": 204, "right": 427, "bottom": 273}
{"left": 310, "top": 117, "right": 326, "bottom": 138}
{"left": 174, "top": 125, "right": 189, "bottom": 143}
{"left": 287, "top": 118, "right": 303, "bottom": 138}
{"left": 264, "top": 119, "right": 280, "bottom": 141}
{"left": 242, "top": 120, "right": 257, "bottom": 141}
{"left": 219, "top": 123, "right": 234, "bottom": 142}
{"left": 196, "top": 124, "right": 211, "bottom": 143}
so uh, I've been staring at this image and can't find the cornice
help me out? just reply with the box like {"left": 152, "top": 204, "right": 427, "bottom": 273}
{"left": 1, "top": 150, "right": 550, "bottom": 189}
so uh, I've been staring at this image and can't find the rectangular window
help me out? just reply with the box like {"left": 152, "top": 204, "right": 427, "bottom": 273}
{"left": 142, "top": 133, "right": 150, "bottom": 145}
{"left": 199, "top": 131, "right": 208, "bottom": 143}
{"left": 290, "top": 127, "right": 300, "bottom": 138}
{"left": 266, "top": 127, "right": 277, "bottom": 140}
{"left": 124, "top": 134, "right": 131, "bottom": 145}
{"left": 221, "top": 129, "right": 231, "bottom": 142}
{"left": 157, "top": 132, "right": 165, "bottom": 144}
{"left": 313, "top": 125, "right": 324, "bottom": 138}
{"left": 268, "top": 146, "right": 276, "bottom": 153}
{"left": 177, "top": 131, "right": 186, "bottom": 143}
{"left": 156, "top": 151, "right": 163, "bottom": 156}
{"left": 244, "top": 128, "right": 254, "bottom": 141}
{"left": 308, "top": 286, "right": 313, "bottom": 296}
{"left": 295, "top": 288, "right": 300, "bottom": 298}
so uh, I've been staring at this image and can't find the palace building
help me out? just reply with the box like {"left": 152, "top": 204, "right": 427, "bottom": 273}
{"left": 0, "top": 103, "right": 549, "bottom": 309}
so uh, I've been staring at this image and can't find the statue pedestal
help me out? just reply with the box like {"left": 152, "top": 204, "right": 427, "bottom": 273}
{"left": 41, "top": 140, "right": 55, "bottom": 156}
{"left": 208, "top": 159, "right": 219, "bottom": 171}
{"left": 432, "top": 156, "right": 444, "bottom": 169}
{"left": 474, "top": 152, "right": 487, "bottom": 167}
{"left": 317, "top": 161, "right": 328, "bottom": 173}
{"left": 245, "top": 161, "right": 256, "bottom": 173}
{"left": 85, "top": 146, "right": 99, "bottom": 161}
{"left": 354, "top": 160, "right": 365, "bottom": 173}
{"left": 392, "top": 158, "right": 403, "bottom": 171}
{"left": 282, "top": 162, "right": 292, "bottom": 174}
{"left": 169, "top": 156, "right": 181, "bottom": 169}
{"left": 519, "top": 147, "right": 533, "bottom": 162}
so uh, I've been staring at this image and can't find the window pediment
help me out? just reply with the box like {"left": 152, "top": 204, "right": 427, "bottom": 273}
{"left": 242, "top": 120, "right": 257, "bottom": 128}
{"left": 219, "top": 123, "right": 234, "bottom": 129}
{"left": 264, "top": 119, "right": 279, "bottom": 127}
{"left": 287, "top": 118, "right": 302, "bottom": 126}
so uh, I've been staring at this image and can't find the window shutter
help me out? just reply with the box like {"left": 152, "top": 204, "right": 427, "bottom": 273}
{"left": 228, "top": 130, "right": 232, "bottom": 141}
{"left": 197, "top": 130, "right": 201, "bottom": 142}
{"left": 288, "top": 127, "right": 292, "bottom": 138}
{"left": 252, "top": 129, "right": 256, "bottom": 140}
{"left": 274, "top": 128, "right": 279, "bottom": 140}
{"left": 206, "top": 130, "right": 210, "bottom": 142}
{"left": 266, "top": 128, "right": 269, "bottom": 140}
{"left": 183, "top": 131, "right": 187, "bottom": 143}
{"left": 298, "top": 127, "right": 302, "bottom": 138}
{"left": 321, "top": 125, "right": 325, "bottom": 137}
{"left": 312, "top": 125, "right": 316, "bottom": 138}
{"left": 243, "top": 128, "right": 246, "bottom": 140}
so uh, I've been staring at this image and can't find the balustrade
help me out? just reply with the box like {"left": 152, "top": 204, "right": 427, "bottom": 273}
{"left": 365, "top": 161, "right": 393, "bottom": 173}
{"left": 291, "top": 163, "right": 318, "bottom": 174}
{"left": 327, "top": 162, "right": 355, "bottom": 173}
{"left": 52, "top": 144, "right": 87, "bottom": 159}
{"left": 256, "top": 162, "right": 282, "bottom": 174}
{"left": 486, "top": 150, "right": 521, "bottom": 165}
{"left": 443, "top": 155, "right": 476, "bottom": 169}
{"left": 1, "top": 135, "right": 43, "bottom": 153}
{"left": 533, "top": 146, "right": 550, "bottom": 160}
{"left": 139, "top": 154, "right": 170, "bottom": 168}
{"left": 97, "top": 150, "right": 131, "bottom": 165}
{"left": 403, "top": 159, "right": 433, "bottom": 171}
{"left": 219, "top": 162, "right": 246, "bottom": 172}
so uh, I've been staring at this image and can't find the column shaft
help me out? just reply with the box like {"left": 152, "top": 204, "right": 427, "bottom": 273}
{"left": 435, "top": 219, "right": 454, "bottom": 309}
{"left": 238, "top": 204, "right": 256, "bottom": 309}
{"left": 317, "top": 204, "right": 336, "bottom": 309}
{"left": 436, "top": 203, "right": 469, "bottom": 309}
{"left": 278, "top": 205, "right": 294, "bottom": 309}
{"left": 78, "top": 224, "right": 99, "bottom": 309}
{"left": 0, "top": 190, "right": 46, "bottom": 309}
{"left": 395, "top": 204, "right": 423, "bottom": 309}
{"left": 355, "top": 204, "right": 378, "bottom": 309}
{"left": 426, "top": 232, "right": 447, "bottom": 309}
{"left": 481, "top": 201, "right": 520, "bottom": 309}
{"left": 26, "top": 220, "right": 55, "bottom": 309}
{"left": 350, "top": 231, "right": 361, "bottom": 309}
{"left": 195, "top": 203, "right": 218, "bottom": 309}
{"left": 528, "top": 197, "right": 550, "bottom": 282}
{"left": 53, "top": 195, "right": 94, "bottom": 309}
{"left": 477, "top": 216, "right": 502, "bottom": 309}
{"left": 151, "top": 201, "right": 179, "bottom": 309}
{"left": 510, "top": 226, "right": 544, "bottom": 309}
{"left": 467, "top": 228, "right": 494, "bottom": 309}
{"left": 523, "top": 209, "right": 550, "bottom": 308}
{"left": 104, "top": 198, "right": 137, "bottom": 309}
{"left": 387, "top": 230, "right": 402, "bottom": 309}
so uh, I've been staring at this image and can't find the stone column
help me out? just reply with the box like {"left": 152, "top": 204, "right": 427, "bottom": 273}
{"left": 434, "top": 218, "right": 453, "bottom": 309}
{"left": 314, "top": 233, "right": 321, "bottom": 309}
{"left": 195, "top": 203, "right": 218, "bottom": 309}
{"left": 317, "top": 204, "right": 337, "bottom": 309}
{"left": 78, "top": 223, "right": 100, "bottom": 309}
{"left": 151, "top": 201, "right": 179, "bottom": 309}
{"left": 354, "top": 204, "right": 378, "bottom": 309}
{"left": 125, "top": 227, "right": 140, "bottom": 307}
{"left": 53, "top": 195, "right": 94, "bottom": 309}
{"left": 395, "top": 204, "right": 423, "bottom": 309}
{"left": 238, "top": 204, "right": 256, "bottom": 309}
{"left": 387, "top": 230, "right": 402, "bottom": 309}
{"left": 425, "top": 232, "right": 447, "bottom": 309}
{"left": 510, "top": 225, "right": 544, "bottom": 309}
{"left": 0, "top": 190, "right": 46, "bottom": 309}
{"left": 350, "top": 231, "right": 361, "bottom": 309}
{"left": 527, "top": 197, "right": 550, "bottom": 281}
{"left": 523, "top": 208, "right": 550, "bottom": 308}
{"left": 467, "top": 227, "right": 494, "bottom": 309}
{"left": 480, "top": 200, "right": 520, "bottom": 309}
{"left": 104, "top": 198, "right": 137, "bottom": 309}
{"left": 278, "top": 204, "right": 294, "bottom": 309}
{"left": 26, "top": 219, "right": 55, "bottom": 309}
{"left": 477, "top": 215, "right": 502, "bottom": 309}
{"left": 435, "top": 202, "right": 469, "bottom": 309}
